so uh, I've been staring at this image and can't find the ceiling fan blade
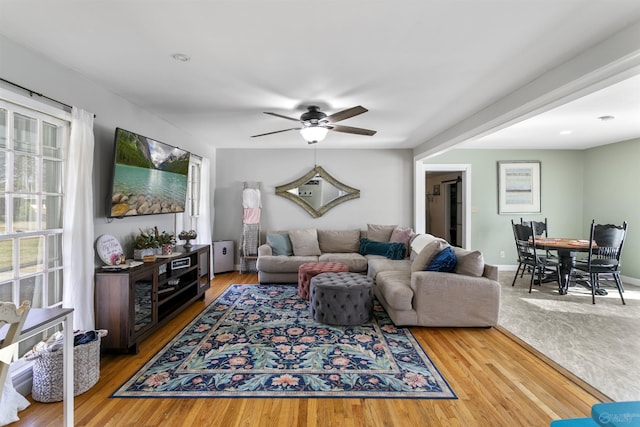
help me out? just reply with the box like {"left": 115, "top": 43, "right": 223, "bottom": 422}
{"left": 263, "top": 112, "right": 301, "bottom": 122}
{"left": 325, "top": 106, "right": 368, "bottom": 123}
{"left": 251, "top": 128, "right": 300, "bottom": 138}
{"left": 328, "top": 124, "right": 377, "bottom": 136}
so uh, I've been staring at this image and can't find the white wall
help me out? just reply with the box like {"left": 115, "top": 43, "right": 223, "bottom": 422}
{"left": 214, "top": 148, "right": 413, "bottom": 262}
{"left": 0, "top": 34, "right": 216, "bottom": 258}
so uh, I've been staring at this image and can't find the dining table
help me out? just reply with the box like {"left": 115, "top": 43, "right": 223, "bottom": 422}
{"left": 531, "top": 237, "right": 600, "bottom": 295}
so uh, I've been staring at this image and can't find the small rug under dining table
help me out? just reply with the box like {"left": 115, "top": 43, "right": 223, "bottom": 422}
{"left": 112, "top": 284, "right": 456, "bottom": 399}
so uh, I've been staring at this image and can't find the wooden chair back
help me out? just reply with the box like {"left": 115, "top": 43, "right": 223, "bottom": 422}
{"left": 0, "top": 301, "right": 30, "bottom": 394}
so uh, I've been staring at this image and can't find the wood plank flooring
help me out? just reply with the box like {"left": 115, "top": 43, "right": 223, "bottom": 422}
{"left": 15, "top": 272, "right": 608, "bottom": 426}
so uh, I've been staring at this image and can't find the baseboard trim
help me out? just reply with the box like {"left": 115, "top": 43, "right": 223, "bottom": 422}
{"left": 494, "top": 325, "right": 612, "bottom": 403}
{"left": 10, "top": 360, "right": 33, "bottom": 396}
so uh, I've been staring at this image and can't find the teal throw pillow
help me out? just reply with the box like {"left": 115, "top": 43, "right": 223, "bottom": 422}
{"left": 267, "top": 233, "right": 293, "bottom": 256}
{"left": 425, "top": 246, "right": 457, "bottom": 272}
{"left": 359, "top": 238, "right": 406, "bottom": 260}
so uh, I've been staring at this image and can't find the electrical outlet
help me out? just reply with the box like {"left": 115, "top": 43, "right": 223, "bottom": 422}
{"left": 500, "top": 251, "right": 505, "bottom": 258}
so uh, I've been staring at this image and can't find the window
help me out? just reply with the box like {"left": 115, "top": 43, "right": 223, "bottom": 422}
{"left": 0, "top": 96, "right": 70, "bottom": 354}
{"left": 188, "top": 155, "right": 202, "bottom": 218}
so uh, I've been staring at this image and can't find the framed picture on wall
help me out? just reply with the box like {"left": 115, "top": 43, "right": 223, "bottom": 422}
{"left": 497, "top": 161, "right": 541, "bottom": 214}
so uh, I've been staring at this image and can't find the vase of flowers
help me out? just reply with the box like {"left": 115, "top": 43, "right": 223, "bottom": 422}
{"left": 133, "top": 228, "right": 159, "bottom": 260}
{"left": 155, "top": 228, "right": 176, "bottom": 255}
{"left": 178, "top": 230, "right": 197, "bottom": 250}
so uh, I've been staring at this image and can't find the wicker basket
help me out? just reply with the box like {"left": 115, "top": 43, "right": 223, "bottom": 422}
{"left": 29, "top": 332, "right": 105, "bottom": 403}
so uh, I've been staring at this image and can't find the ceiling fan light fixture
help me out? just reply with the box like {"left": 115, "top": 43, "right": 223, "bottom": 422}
{"left": 300, "top": 126, "right": 328, "bottom": 143}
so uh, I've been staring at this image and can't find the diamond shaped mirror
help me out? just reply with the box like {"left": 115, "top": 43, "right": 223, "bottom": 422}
{"left": 275, "top": 166, "right": 360, "bottom": 218}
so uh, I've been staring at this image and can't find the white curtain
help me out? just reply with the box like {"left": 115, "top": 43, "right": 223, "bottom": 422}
{"left": 62, "top": 107, "right": 95, "bottom": 330}
{"left": 178, "top": 157, "right": 213, "bottom": 277}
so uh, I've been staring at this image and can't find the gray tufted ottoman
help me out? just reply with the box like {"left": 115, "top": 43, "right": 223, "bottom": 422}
{"left": 309, "top": 272, "right": 374, "bottom": 325}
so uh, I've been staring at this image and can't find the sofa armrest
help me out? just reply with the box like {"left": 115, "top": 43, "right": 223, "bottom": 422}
{"left": 410, "top": 271, "right": 501, "bottom": 327}
{"left": 258, "top": 244, "right": 272, "bottom": 257}
{"left": 483, "top": 264, "right": 498, "bottom": 281}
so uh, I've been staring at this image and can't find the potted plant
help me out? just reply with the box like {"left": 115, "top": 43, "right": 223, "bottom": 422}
{"left": 155, "top": 228, "right": 176, "bottom": 255}
{"left": 133, "top": 228, "right": 159, "bottom": 260}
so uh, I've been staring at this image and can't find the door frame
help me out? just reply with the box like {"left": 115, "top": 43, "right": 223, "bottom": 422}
{"left": 415, "top": 162, "right": 471, "bottom": 249}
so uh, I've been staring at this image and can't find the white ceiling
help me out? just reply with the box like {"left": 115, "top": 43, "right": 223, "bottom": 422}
{"left": 1, "top": 0, "right": 639, "bottom": 151}
{"left": 458, "top": 73, "right": 640, "bottom": 149}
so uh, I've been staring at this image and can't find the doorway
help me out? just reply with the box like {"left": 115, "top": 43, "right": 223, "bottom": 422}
{"left": 426, "top": 172, "right": 462, "bottom": 246}
{"left": 416, "top": 163, "right": 471, "bottom": 248}
{"left": 443, "top": 177, "right": 462, "bottom": 246}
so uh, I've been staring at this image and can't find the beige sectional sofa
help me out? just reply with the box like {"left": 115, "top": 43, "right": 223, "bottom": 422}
{"left": 256, "top": 226, "right": 500, "bottom": 327}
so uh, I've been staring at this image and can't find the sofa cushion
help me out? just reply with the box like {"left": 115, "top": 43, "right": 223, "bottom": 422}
{"left": 367, "top": 224, "right": 397, "bottom": 242}
{"left": 317, "top": 229, "right": 360, "bottom": 253}
{"left": 256, "top": 255, "right": 319, "bottom": 273}
{"left": 389, "top": 227, "right": 414, "bottom": 256}
{"left": 425, "top": 246, "right": 457, "bottom": 272}
{"left": 289, "top": 229, "right": 321, "bottom": 256}
{"left": 452, "top": 247, "right": 485, "bottom": 277}
{"left": 266, "top": 233, "right": 293, "bottom": 256}
{"left": 411, "top": 239, "right": 449, "bottom": 272}
{"left": 375, "top": 270, "right": 413, "bottom": 311}
{"left": 319, "top": 253, "right": 368, "bottom": 272}
{"left": 367, "top": 257, "right": 411, "bottom": 279}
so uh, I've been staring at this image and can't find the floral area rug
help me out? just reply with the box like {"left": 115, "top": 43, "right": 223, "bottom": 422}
{"left": 112, "top": 284, "right": 456, "bottom": 399}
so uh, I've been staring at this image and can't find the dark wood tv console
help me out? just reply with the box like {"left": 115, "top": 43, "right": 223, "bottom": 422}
{"left": 95, "top": 244, "right": 210, "bottom": 353}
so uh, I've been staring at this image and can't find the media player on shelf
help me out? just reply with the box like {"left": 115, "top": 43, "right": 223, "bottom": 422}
{"left": 171, "top": 257, "right": 190, "bottom": 270}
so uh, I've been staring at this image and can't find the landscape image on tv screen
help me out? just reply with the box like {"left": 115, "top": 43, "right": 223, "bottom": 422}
{"left": 109, "top": 128, "right": 190, "bottom": 217}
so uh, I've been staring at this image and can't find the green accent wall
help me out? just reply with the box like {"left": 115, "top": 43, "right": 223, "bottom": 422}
{"left": 426, "top": 139, "right": 639, "bottom": 279}
{"left": 582, "top": 138, "right": 640, "bottom": 279}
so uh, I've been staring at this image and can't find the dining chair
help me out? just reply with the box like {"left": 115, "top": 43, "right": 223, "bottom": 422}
{"left": 521, "top": 217, "right": 549, "bottom": 237}
{"left": 0, "top": 301, "right": 31, "bottom": 400}
{"left": 571, "top": 220, "right": 628, "bottom": 304}
{"left": 511, "top": 221, "right": 559, "bottom": 292}
{"left": 521, "top": 217, "right": 558, "bottom": 261}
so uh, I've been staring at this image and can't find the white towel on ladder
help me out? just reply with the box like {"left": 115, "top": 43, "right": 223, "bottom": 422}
{"left": 242, "top": 189, "right": 261, "bottom": 208}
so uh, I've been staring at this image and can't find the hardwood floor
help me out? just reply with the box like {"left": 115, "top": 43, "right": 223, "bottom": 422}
{"left": 15, "top": 272, "right": 608, "bottom": 427}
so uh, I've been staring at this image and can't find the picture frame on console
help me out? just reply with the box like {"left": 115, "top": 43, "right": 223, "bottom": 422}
{"left": 497, "top": 160, "right": 541, "bottom": 214}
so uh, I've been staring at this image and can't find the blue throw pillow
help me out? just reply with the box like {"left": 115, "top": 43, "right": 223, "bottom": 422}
{"left": 267, "top": 233, "right": 293, "bottom": 256}
{"left": 359, "top": 238, "right": 406, "bottom": 260}
{"left": 425, "top": 246, "right": 457, "bottom": 272}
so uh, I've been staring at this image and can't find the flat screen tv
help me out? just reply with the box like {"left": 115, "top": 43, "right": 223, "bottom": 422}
{"left": 108, "top": 127, "right": 190, "bottom": 218}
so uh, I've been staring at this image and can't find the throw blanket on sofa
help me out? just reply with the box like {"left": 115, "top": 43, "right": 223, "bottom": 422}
{"left": 410, "top": 233, "right": 443, "bottom": 254}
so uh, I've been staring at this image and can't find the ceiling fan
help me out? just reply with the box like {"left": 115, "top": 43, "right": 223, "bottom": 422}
{"left": 251, "top": 105, "right": 377, "bottom": 144}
